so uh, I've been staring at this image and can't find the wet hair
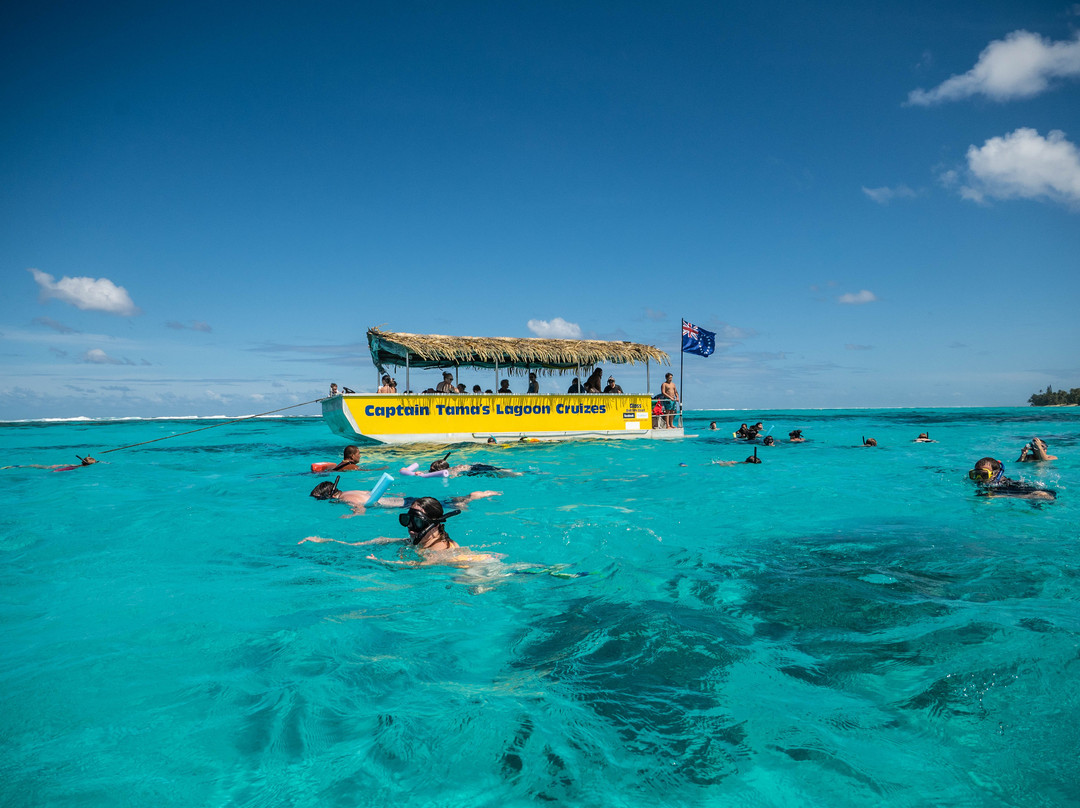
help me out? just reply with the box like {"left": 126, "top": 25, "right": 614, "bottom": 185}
{"left": 429, "top": 451, "right": 452, "bottom": 473}
{"left": 310, "top": 479, "right": 340, "bottom": 500}
{"left": 343, "top": 445, "right": 360, "bottom": 459}
{"left": 408, "top": 496, "right": 458, "bottom": 543}
{"left": 974, "top": 457, "right": 1003, "bottom": 472}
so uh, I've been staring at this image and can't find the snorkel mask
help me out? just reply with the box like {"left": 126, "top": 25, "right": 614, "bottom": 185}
{"left": 398, "top": 506, "right": 462, "bottom": 544}
{"left": 968, "top": 463, "right": 1003, "bottom": 484}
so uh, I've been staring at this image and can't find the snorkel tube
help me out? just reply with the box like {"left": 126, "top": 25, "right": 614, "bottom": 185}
{"left": 364, "top": 472, "right": 395, "bottom": 506}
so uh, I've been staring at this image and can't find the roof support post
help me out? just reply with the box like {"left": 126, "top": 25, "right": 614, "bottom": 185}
{"left": 406, "top": 353, "right": 410, "bottom": 394}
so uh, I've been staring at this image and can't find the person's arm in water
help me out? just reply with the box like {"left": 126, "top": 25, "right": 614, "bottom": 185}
{"left": 299, "top": 535, "right": 403, "bottom": 546}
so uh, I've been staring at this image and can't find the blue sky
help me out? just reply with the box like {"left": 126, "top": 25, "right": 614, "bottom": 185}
{"left": 2, "top": 0, "right": 1079, "bottom": 419}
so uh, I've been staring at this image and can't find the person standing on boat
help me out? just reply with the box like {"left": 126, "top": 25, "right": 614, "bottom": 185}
{"left": 498, "top": 380, "right": 512, "bottom": 394}
{"left": 583, "top": 368, "right": 604, "bottom": 393}
{"left": 603, "top": 376, "right": 623, "bottom": 394}
{"left": 329, "top": 383, "right": 339, "bottom": 397}
{"left": 567, "top": 377, "right": 582, "bottom": 393}
{"left": 660, "top": 373, "right": 679, "bottom": 427}
{"left": 526, "top": 372, "right": 539, "bottom": 394}
{"left": 377, "top": 375, "right": 394, "bottom": 394}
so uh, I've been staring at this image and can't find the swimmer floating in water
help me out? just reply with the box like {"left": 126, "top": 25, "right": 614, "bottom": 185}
{"left": 428, "top": 452, "right": 522, "bottom": 478}
{"left": 968, "top": 457, "right": 1055, "bottom": 500}
{"left": 913, "top": 433, "right": 936, "bottom": 443}
{"left": 301, "top": 497, "right": 588, "bottom": 584}
{"left": 2, "top": 455, "right": 98, "bottom": 471}
{"left": 309, "top": 477, "right": 500, "bottom": 515}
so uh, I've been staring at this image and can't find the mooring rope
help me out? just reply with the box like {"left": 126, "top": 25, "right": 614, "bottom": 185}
{"left": 95, "top": 398, "right": 324, "bottom": 455}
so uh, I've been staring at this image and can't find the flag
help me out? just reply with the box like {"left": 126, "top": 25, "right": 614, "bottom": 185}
{"left": 681, "top": 320, "right": 715, "bottom": 357}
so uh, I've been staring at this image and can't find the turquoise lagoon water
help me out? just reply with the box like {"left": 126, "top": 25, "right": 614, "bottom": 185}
{"left": 1, "top": 407, "right": 1078, "bottom": 807}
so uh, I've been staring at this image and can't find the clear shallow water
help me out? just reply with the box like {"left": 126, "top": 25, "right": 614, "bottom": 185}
{"left": 1, "top": 408, "right": 1078, "bottom": 807}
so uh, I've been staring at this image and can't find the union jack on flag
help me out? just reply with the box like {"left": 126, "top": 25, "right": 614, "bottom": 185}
{"left": 681, "top": 319, "right": 715, "bottom": 357}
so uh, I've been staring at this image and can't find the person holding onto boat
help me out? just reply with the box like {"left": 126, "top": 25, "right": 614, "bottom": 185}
{"left": 603, "top": 376, "right": 623, "bottom": 394}
{"left": 309, "top": 478, "right": 500, "bottom": 515}
{"left": 1018, "top": 438, "right": 1057, "bottom": 462}
{"left": 968, "top": 457, "right": 1055, "bottom": 500}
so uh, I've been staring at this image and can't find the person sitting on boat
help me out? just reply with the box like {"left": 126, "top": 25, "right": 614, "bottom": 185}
{"left": 456, "top": 383, "right": 467, "bottom": 394}
{"left": 968, "top": 457, "right": 1055, "bottom": 500}
{"left": 603, "top": 376, "right": 623, "bottom": 394}
{"left": 789, "top": 429, "right": 805, "bottom": 442}
{"left": 329, "top": 383, "right": 339, "bottom": 397}
{"left": 913, "top": 432, "right": 936, "bottom": 443}
{"left": 472, "top": 384, "right": 483, "bottom": 394}
{"left": 583, "top": 368, "right": 604, "bottom": 393}
{"left": 567, "top": 378, "right": 582, "bottom": 393}
{"left": 1018, "top": 437, "right": 1057, "bottom": 462}
{"left": 435, "top": 372, "right": 457, "bottom": 393}
{"left": 497, "top": 380, "right": 512, "bottom": 394}
{"left": 376, "top": 375, "right": 394, "bottom": 394}
{"left": 526, "top": 372, "right": 539, "bottom": 394}
{"left": 309, "top": 478, "right": 500, "bottom": 515}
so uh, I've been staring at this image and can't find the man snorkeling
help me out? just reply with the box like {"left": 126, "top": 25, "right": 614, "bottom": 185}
{"left": 1018, "top": 437, "right": 1057, "bottom": 462}
{"left": 913, "top": 433, "right": 936, "bottom": 443}
{"left": 427, "top": 451, "right": 521, "bottom": 478}
{"left": 968, "top": 457, "right": 1055, "bottom": 500}
{"left": 309, "top": 477, "right": 500, "bottom": 515}
{"left": 788, "top": 429, "right": 805, "bottom": 442}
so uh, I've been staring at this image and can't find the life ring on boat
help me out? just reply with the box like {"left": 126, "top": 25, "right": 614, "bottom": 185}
{"left": 311, "top": 461, "right": 338, "bottom": 473}
{"left": 400, "top": 462, "right": 450, "bottom": 478}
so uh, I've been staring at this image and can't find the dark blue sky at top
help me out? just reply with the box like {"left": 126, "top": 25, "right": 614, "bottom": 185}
{"left": 1, "top": 1, "right": 1078, "bottom": 417}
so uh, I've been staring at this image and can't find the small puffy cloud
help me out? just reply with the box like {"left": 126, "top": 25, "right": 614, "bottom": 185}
{"left": 958, "top": 128, "right": 1080, "bottom": 207}
{"left": 82, "top": 348, "right": 125, "bottom": 364}
{"left": 527, "top": 317, "right": 582, "bottom": 338}
{"left": 166, "top": 320, "right": 212, "bottom": 332}
{"left": 862, "top": 185, "right": 918, "bottom": 204}
{"left": 838, "top": 290, "right": 878, "bottom": 305}
{"left": 907, "top": 30, "right": 1080, "bottom": 105}
{"left": 33, "top": 316, "right": 79, "bottom": 334}
{"left": 643, "top": 307, "right": 667, "bottom": 321}
{"left": 29, "top": 268, "right": 139, "bottom": 316}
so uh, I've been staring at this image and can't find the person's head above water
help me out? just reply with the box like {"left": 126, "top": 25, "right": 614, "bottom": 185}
{"left": 429, "top": 451, "right": 452, "bottom": 473}
{"left": 309, "top": 476, "right": 341, "bottom": 500}
{"left": 969, "top": 457, "right": 1004, "bottom": 484}
{"left": 343, "top": 445, "right": 360, "bottom": 461}
{"left": 398, "top": 496, "right": 461, "bottom": 546}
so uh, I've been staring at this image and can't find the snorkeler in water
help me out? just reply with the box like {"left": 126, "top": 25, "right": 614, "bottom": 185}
{"left": 968, "top": 457, "right": 1055, "bottom": 500}
{"left": 2, "top": 455, "right": 98, "bottom": 471}
{"left": 913, "top": 433, "right": 936, "bottom": 443}
{"left": 1017, "top": 437, "right": 1057, "bottom": 463}
{"left": 309, "top": 477, "right": 500, "bottom": 515}
{"left": 428, "top": 452, "right": 522, "bottom": 478}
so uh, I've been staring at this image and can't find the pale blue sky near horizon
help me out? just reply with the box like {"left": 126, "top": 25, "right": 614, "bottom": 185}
{"left": 2, "top": 1, "right": 1079, "bottom": 420}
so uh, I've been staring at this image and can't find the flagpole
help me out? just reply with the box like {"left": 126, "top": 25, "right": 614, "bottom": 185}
{"left": 679, "top": 319, "right": 685, "bottom": 428}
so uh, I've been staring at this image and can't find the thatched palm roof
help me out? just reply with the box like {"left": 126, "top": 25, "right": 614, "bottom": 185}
{"left": 368, "top": 327, "right": 669, "bottom": 375}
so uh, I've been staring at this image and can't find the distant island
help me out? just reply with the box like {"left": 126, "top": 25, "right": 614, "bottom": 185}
{"left": 1029, "top": 386, "right": 1080, "bottom": 406}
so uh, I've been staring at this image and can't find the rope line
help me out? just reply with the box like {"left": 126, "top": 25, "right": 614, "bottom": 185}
{"left": 96, "top": 399, "right": 324, "bottom": 455}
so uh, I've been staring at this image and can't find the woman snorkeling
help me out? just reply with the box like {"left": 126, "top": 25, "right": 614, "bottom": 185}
{"left": 968, "top": 457, "right": 1055, "bottom": 500}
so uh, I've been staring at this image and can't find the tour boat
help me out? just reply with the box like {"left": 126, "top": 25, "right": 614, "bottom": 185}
{"left": 320, "top": 328, "right": 684, "bottom": 445}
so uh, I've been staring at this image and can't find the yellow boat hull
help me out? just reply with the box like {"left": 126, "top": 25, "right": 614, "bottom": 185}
{"left": 321, "top": 394, "right": 682, "bottom": 444}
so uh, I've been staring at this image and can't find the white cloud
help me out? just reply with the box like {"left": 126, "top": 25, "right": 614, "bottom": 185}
{"left": 908, "top": 30, "right": 1080, "bottom": 105}
{"left": 838, "top": 290, "right": 878, "bottom": 305}
{"left": 862, "top": 185, "right": 918, "bottom": 204}
{"left": 33, "top": 316, "right": 79, "bottom": 334}
{"left": 527, "top": 317, "right": 582, "bottom": 338}
{"left": 82, "top": 348, "right": 126, "bottom": 365}
{"left": 29, "top": 268, "right": 139, "bottom": 316}
{"left": 958, "top": 128, "right": 1080, "bottom": 207}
